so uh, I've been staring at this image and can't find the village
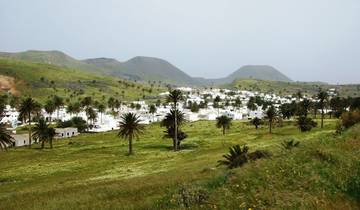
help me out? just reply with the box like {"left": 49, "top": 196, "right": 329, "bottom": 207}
{"left": 0, "top": 87, "right": 337, "bottom": 147}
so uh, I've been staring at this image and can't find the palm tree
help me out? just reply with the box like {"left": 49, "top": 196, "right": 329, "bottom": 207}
{"left": 32, "top": 118, "right": 47, "bottom": 149}
{"left": 19, "top": 97, "right": 39, "bottom": 147}
{"left": 52, "top": 95, "right": 64, "bottom": 120}
{"left": 149, "top": 104, "right": 156, "bottom": 122}
{"left": 167, "top": 89, "right": 183, "bottom": 151}
{"left": 0, "top": 123, "right": 14, "bottom": 151}
{"left": 216, "top": 115, "right": 232, "bottom": 136}
{"left": 160, "top": 109, "right": 186, "bottom": 149}
{"left": 44, "top": 100, "right": 56, "bottom": 122}
{"left": 266, "top": 105, "right": 277, "bottom": 134}
{"left": 118, "top": 113, "right": 144, "bottom": 155}
{"left": 97, "top": 104, "right": 106, "bottom": 124}
{"left": 32, "top": 118, "right": 56, "bottom": 149}
{"left": 251, "top": 117, "right": 262, "bottom": 130}
{"left": 317, "top": 89, "right": 329, "bottom": 128}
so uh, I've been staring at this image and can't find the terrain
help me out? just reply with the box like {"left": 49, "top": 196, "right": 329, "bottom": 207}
{"left": 0, "top": 58, "right": 163, "bottom": 102}
{"left": 1, "top": 119, "right": 360, "bottom": 209}
{"left": 227, "top": 79, "right": 360, "bottom": 97}
{"left": 1, "top": 50, "right": 293, "bottom": 86}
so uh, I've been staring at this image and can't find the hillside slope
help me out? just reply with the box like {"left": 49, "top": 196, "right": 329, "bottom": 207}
{"left": 0, "top": 58, "right": 162, "bottom": 102}
{"left": 0, "top": 120, "right": 359, "bottom": 209}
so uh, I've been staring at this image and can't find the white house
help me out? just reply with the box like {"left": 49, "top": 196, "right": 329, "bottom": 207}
{"left": 55, "top": 127, "right": 79, "bottom": 139}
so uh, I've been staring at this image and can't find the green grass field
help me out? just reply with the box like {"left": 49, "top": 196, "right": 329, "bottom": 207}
{"left": 1, "top": 120, "right": 360, "bottom": 209}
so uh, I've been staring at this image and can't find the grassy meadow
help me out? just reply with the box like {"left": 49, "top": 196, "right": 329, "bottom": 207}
{"left": 1, "top": 119, "right": 360, "bottom": 209}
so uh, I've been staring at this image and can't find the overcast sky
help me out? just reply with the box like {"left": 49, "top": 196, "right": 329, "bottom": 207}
{"left": 1, "top": 0, "right": 359, "bottom": 84}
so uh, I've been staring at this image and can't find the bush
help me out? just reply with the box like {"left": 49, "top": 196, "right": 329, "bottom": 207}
{"left": 218, "top": 145, "right": 249, "bottom": 169}
{"left": 171, "top": 185, "right": 209, "bottom": 208}
{"left": 281, "top": 139, "right": 300, "bottom": 151}
{"left": 297, "top": 116, "right": 317, "bottom": 132}
{"left": 248, "top": 150, "right": 271, "bottom": 160}
{"left": 57, "top": 117, "right": 87, "bottom": 133}
{"left": 340, "top": 111, "right": 360, "bottom": 129}
{"left": 218, "top": 145, "right": 270, "bottom": 169}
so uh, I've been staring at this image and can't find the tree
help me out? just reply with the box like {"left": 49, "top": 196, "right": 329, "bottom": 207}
{"left": 32, "top": 118, "right": 56, "bottom": 149}
{"left": 149, "top": 104, "right": 157, "bottom": 122}
{"left": 52, "top": 95, "right": 64, "bottom": 120}
{"left": 19, "top": 97, "right": 40, "bottom": 147}
{"left": 85, "top": 107, "right": 97, "bottom": 128}
{"left": 0, "top": 122, "right": 14, "bottom": 151}
{"left": 167, "top": 89, "right": 183, "bottom": 151}
{"left": 97, "top": 103, "right": 106, "bottom": 124}
{"left": 251, "top": 117, "right": 263, "bottom": 129}
{"left": 44, "top": 100, "right": 56, "bottom": 122}
{"left": 247, "top": 97, "right": 257, "bottom": 111}
{"left": 266, "top": 105, "right": 277, "bottom": 134}
{"left": 297, "top": 98, "right": 311, "bottom": 117}
{"left": 297, "top": 116, "right": 317, "bottom": 132}
{"left": 213, "top": 96, "right": 222, "bottom": 115}
{"left": 216, "top": 115, "right": 232, "bottom": 136}
{"left": 118, "top": 113, "right": 144, "bottom": 155}
{"left": 317, "top": 89, "right": 328, "bottom": 128}
{"left": 218, "top": 145, "right": 249, "bottom": 169}
{"left": 233, "top": 97, "right": 242, "bottom": 110}
{"left": 160, "top": 109, "right": 187, "bottom": 149}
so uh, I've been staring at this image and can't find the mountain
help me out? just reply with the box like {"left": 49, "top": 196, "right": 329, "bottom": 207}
{"left": 0, "top": 50, "right": 101, "bottom": 72}
{"left": 0, "top": 50, "right": 196, "bottom": 86}
{"left": 84, "top": 56, "right": 196, "bottom": 85}
{"left": 0, "top": 50, "right": 293, "bottom": 86}
{"left": 200, "top": 65, "right": 292, "bottom": 85}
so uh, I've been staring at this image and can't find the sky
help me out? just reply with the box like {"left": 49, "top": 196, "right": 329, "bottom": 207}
{"left": 0, "top": 0, "right": 359, "bottom": 84}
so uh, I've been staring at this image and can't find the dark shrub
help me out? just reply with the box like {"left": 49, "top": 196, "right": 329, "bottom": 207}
{"left": 340, "top": 111, "right": 360, "bottom": 129}
{"left": 281, "top": 139, "right": 300, "bottom": 151}
{"left": 248, "top": 150, "right": 271, "bottom": 160}
{"left": 58, "top": 116, "right": 87, "bottom": 133}
{"left": 297, "top": 116, "right": 317, "bottom": 132}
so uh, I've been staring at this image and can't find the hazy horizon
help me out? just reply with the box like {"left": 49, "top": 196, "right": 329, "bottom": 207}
{"left": 1, "top": 0, "right": 359, "bottom": 84}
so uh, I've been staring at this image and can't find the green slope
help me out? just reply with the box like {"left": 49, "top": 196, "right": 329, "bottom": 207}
{"left": 0, "top": 120, "right": 359, "bottom": 209}
{"left": 0, "top": 58, "right": 163, "bottom": 102}
{"left": 226, "top": 79, "right": 360, "bottom": 97}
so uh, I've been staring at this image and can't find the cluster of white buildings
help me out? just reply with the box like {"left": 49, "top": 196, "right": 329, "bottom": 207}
{"left": 1, "top": 86, "right": 335, "bottom": 146}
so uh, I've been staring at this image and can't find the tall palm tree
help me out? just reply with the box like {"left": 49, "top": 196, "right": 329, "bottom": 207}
{"left": 97, "top": 104, "right": 106, "bottom": 124}
{"left": 52, "top": 95, "right": 64, "bottom": 120}
{"left": 160, "top": 109, "right": 186, "bottom": 149}
{"left": 216, "top": 115, "right": 232, "bottom": 137}
{"left": 44, "top": 100, "right": 56, "bottom": 122}
{"left": 167, "top": 89, "right": 183, "bottom": 151}
{"left": 0, "top": 123, "right": 14, "bottom": 151}
{"left": 19, "top": 97, "right": 39, "bottom": 147}
{"left": 118, "top": 113, "right": 144, "bottom": 155}
{"left": 266, "top": 105, "right": 277, "bottom": 134}
{"left": 317, "top": 89, "right": 329, "bottom": 128}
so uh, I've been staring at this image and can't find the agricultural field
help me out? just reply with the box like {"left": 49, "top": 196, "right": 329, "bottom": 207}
{"left": 1, "top": 119, "right": 360, "bottom": 209}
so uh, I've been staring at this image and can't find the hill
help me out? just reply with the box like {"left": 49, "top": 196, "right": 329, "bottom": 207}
{"left": 227, "top": 79, "right": 360, "bottom": 97}
{"left": 1, "top": 120, "right": 359, "bottom": 209}
{"left": 200, "top": 65, "right": 292, "bottom": 85}
{"left": 0, "top": 50, "right": 196, "bottom": 86}
{"left": 84, "top": 56, "right": 196, "bottom": 85}
{"left": 1, "top": 50, "right": 297, "bottom": 86}
{"left": 0, "top": 58, "right": 163, "bottom": 102}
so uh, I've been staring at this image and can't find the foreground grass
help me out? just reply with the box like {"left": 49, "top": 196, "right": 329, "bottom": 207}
{"left": 0, "top": 120, "right": 359, "bottom": 209}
